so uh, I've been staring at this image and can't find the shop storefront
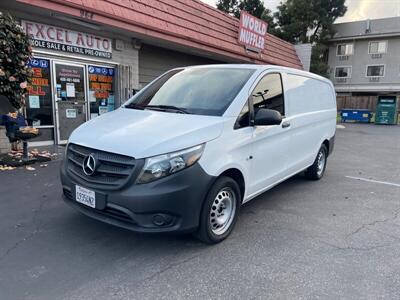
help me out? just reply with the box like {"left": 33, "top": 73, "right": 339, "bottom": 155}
{"left": 20, "top": 20, "right": 119, "bottom": 145}
{"left": 2, "top": 0, "right": 305, "bottom": 146}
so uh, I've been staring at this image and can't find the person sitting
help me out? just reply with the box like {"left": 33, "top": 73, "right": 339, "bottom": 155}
{"left": 1, "top": 111, "right": 28, "bottom": 151}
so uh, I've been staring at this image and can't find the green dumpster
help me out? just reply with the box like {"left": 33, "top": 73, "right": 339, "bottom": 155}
{"left": 375, "top": 96, "right": 398, "bottom": 125}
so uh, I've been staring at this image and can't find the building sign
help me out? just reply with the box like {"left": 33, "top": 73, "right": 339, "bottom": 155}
{"left": 238, "top": 11, "right": 268, "bottom": 52}
{"left": 21, "top": 20, "right": 112, "bottom": 58}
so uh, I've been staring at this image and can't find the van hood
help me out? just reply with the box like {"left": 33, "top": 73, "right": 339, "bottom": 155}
{"left": 69, "top": 108, "right": 226, "bottom": 158}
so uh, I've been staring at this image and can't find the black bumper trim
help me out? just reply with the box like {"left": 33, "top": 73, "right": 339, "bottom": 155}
{"left": 328, "top": 135, "right": 335, "bottom": 156}
{"left": 62, "top": 194, "right": 184, "bottom": 233}
{"left": 61, "top": 161, "right": 215, "bottom": 234}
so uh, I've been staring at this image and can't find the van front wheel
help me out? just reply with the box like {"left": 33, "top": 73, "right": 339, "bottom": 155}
{"left": 305, "top": 144, "right": 328, "bottom": 180}
{"left": 194, "top": 176, "right": 241, "bottom": 244}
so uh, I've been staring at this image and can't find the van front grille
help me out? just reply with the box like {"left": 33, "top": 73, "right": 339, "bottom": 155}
{"left": 66, "top": 143, "right": 136, "bottom": 189}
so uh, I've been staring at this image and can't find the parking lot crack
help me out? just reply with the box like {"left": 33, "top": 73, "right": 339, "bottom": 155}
{"left": 267, "top": 225, "right": 396, "bottom": 252}
{"left": 369, "top": 229, "right": 400, "bottom": 243}
{"left": 296, "top": 232, "right": 393, "bottom": 252}
{"left": 0, "top": 229, "right": 39, "bottom": 263}
{"left": 320, "top": 240, "right": 392, "bottom": 252}
{"left": 0, "top": 195, "right": 49, "bottom": 263}
{"left": 347, "top": 208, "right": 400, "bottom": 239}
{"left": 141, "top": 253, "right": 201, "bottom": 282}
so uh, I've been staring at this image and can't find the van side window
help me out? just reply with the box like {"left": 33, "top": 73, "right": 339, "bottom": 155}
{"left": 251, "top": 73, "right": 284, "bottom": 115}
{"left": 234, "top": 101, "right": 250, "bottom": 129}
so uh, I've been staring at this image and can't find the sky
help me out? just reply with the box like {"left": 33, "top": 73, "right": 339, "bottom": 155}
{"left": 200, "top": 0, "right": 400, "bottom": 23}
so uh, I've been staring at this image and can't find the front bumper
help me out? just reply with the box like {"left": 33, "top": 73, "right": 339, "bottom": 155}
{"left": 60, "top": 160, "right": 215, "bottom": 233}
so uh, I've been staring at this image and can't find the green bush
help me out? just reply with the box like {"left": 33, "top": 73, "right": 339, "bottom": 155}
{"left": 0, "top": 12, "right": 32, "bottom": 109}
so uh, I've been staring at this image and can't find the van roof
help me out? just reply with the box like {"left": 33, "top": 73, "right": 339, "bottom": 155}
{"left": 182, "top": 64, "right": 332, "bottom": 85}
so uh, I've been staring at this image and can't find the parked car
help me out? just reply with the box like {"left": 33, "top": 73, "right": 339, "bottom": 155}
{"left": 60, "top": 65, "right": 337, "bottom": 244}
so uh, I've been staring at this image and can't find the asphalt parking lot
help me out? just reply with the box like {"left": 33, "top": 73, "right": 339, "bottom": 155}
{"left": 0, "top": 123, "right": 399, "bottom": 300}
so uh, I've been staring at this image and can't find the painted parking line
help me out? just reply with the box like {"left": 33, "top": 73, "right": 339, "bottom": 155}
{"left": 346, "top": 176, "right": 400, "bottom": 188}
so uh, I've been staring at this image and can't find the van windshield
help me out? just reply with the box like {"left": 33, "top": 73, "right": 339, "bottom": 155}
{"left": 125, "top": 68, "right": 255, "bottom": 116}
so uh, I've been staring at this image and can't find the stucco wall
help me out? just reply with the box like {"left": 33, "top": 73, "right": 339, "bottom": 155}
{"left": 139, "top": 44, "right": 221, "bottom": 87}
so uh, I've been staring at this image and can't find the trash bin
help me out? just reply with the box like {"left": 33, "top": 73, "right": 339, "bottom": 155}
{"left": 340, "top": 109, "right": 372, "bottom": 123}
{"left": 375, "top": 96, "right": 398, "bottom": 125}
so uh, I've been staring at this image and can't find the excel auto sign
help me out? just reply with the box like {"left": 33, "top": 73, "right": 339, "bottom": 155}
{"left": 21, "top": 20, "right": 112, "bottom": 59}
{"left": 238, "top": 11, "right": 268, "bottom": 52}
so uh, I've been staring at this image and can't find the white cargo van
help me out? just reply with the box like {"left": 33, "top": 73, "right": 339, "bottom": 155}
{"left": 61, "top": 65, "right": 336, "bottom": 243}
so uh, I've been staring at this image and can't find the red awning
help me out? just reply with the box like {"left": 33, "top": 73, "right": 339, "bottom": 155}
{"left": 17, "top": 0, "right": 303, "bottom": 69}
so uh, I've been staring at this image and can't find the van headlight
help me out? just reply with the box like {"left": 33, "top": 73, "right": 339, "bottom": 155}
{"left": 136, "top": 144, "right": 205, "bottom": 184}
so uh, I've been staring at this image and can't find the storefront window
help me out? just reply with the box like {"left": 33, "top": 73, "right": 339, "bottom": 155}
{"left": 26, "top": 58, "right": 53, "bottom": 126}
{"left": 88, "top": 65, "right": 115, "bottom": 118}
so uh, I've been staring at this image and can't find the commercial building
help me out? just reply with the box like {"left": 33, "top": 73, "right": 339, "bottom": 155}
{"left": 327, "top": 17, "right": 400, "bottom": 112}
{"left": 1, "top": 0, "right": 304, "bottom": 146}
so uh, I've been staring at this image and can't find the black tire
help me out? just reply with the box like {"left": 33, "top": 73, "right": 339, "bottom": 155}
{"left": 305, "top": 144, "right": 328, "bottom": 180}
{"left": 194, "top": 176, "right": 241, "bottom": 244}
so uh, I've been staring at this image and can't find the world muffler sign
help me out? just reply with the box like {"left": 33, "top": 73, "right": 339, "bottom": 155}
{"left": 238, "top": 11, "right": 268, "bottom": 52}
{"left": 21, "top": 20, "right": 112, "bottom": 59}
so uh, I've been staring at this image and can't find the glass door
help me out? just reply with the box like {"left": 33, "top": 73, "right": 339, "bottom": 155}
{"left": 53, "top": 62, "right": 87, "bottom": 144}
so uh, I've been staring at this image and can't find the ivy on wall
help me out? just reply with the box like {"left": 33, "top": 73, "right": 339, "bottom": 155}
{"left": 0, "top": 12, "right": 32, "bottom": 109}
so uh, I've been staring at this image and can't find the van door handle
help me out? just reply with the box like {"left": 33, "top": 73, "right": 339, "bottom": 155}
{"left": 282, "top": 121, "right": 291, "bottom": 128}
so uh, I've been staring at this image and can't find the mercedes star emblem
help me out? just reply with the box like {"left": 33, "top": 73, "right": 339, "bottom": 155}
{"left": 82, "top": 154, "right": 97, "bottom": 176}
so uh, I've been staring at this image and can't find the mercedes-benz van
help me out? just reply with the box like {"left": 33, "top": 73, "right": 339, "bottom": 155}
{"left": 61, "top": 65, "right": 336, "bottom": 244}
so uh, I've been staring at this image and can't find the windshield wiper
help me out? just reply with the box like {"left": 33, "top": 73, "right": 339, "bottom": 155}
{"left": 125, "top": 103, "right": 145, "bottom": 110}
{"left": 145, "top": 105, "right": 190, "bottom": 114}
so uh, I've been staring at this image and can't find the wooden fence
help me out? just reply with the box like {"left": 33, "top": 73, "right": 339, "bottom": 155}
{"left": 337, "top": 95, "right": 400, "bottom": 112}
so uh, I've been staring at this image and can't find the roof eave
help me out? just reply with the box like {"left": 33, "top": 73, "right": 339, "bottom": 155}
{"left": 329, "top": 32, "right": 400, "bottom": 42}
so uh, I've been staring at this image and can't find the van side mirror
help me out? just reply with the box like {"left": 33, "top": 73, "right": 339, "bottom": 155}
{"left": 254, "top": 108, "right": 282, "bottom": 126}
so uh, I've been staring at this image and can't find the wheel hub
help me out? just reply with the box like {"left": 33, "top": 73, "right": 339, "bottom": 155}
{"left": 210, "top": 188, "right": 236, "bottom": 235}
{"left": 317, "top": 150, "right": 326, "bottom": 176}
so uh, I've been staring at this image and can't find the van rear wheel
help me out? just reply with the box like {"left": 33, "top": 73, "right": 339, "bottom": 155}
{"left": 305, "top": 144, "right": 328, "bottom": 180}
{"left": 194, "top": 176, "right": 241, "bottom": 244}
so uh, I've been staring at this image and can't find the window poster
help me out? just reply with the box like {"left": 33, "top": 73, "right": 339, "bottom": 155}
{"left": 99, "top": 106, "right": 109, "bottom": 115}
{"left": 26, "top": 58, "right": 53, "bottom": 126}
{"left": 66, "top": 83, "right": 76, "bottom": 97}
{"left": 55, "top": 64, "right": 85, "bottom": 101}
{"left": 88, "top": 65, "right": 115, "bottom": 118}
{"left": 108, "top": 95, "right": 115, "bottom": 111}
{"left": 29, "top": 95, "right": 40, "bottom": 108}
{"left": 66, "top": 109, "right": 77, "bottom": 118}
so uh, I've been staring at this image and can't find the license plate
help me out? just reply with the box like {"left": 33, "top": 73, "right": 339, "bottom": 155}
{"left": 75, "top": 185, "right": 96, "bottom": 208}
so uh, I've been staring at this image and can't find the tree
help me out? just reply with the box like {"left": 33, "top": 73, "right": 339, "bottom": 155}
{"left": 216, "top": 0, "right": 277, "bottom": 33}
{"left": 275, "top": 0, "right": 346, "bottom": 43}
{"left": 216, "top": 0, "right": 239, "bottom": 16}
{"left": 216, "top": 0, "right": 347, "bottom": 76}
{"left": 273, "top": 0, "right": 347, "bottom": 76}
{"left": 310, "top": 43, "right": 330, "bottom": 75}
{"left": 236, "top": 0, "right": 266, "bottom": 19}
{"left": 0, "top": 12, "right": 32, "bottom": 109}
{"left": 261, "top": 8, "right": 278, "bottom": 35}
